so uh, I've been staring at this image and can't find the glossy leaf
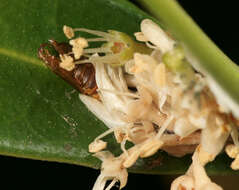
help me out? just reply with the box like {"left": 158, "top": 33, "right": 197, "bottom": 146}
{"left": 0, "top": 0, "right": 238, "bottom": 175}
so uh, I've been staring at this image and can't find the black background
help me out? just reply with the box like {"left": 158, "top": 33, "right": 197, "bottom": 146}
{"left": 1, "top": 1, "right": 239, "bottom": 189}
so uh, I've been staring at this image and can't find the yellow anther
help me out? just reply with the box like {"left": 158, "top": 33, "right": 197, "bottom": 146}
{"left": 59, "top": 54, "right": 75, "bottom": 71}
{"left": 63, "top": 25, "right": 75, "bottom": 39}
{"left": 225, "top": 144, "right": 239, "bottom": 158}
{"left": 70, "top": 37, "right": 88, "bottom": 59}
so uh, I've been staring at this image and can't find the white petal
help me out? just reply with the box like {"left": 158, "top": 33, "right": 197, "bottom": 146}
{"left": 141, "top": 19, "right": 175, "bottom": 53}
{"left": 79, "top": 94, "right": 126, "bottom": 128}
{"left": 94, "top": 62, "right": 132, "bottom": 114}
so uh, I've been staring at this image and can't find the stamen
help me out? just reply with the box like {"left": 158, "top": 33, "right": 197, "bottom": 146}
{"left": 81, "top": 54, "right": 91, "bottom": 58}
{"left": 66, "top": 52, "right": 73, "bottom": 55}
{"left": 83, "top": 47, "right": 111, "bottom": 54}
{"left": 121, "top": 138, "right": 128, "bottom": 156}
{"left": 59, "top": 54, "right": 75, "bottom": 71}
{"left": 75, "top": 54, "right": 121, "bottom": 65}
{"left": 74, "top": 59, "right": 91, "bottom": 64}
{"left": 74, "top": 28, "right": 114, "bottom": 40}
{"left": 86, "top": 38, "right": 109, "bottom": 42}
{"left": 90, "top": 54, "right": 120, "bottom": 63}
{"left": 94, "top": 127, "right": 116, "bottom": 141}
{"left": 105, "top": 178, "right": 118, "bottom": 190}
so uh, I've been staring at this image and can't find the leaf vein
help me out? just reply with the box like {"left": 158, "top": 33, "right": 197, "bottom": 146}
{"left": 0, "top": 48, "right": 43, "bottom": 66}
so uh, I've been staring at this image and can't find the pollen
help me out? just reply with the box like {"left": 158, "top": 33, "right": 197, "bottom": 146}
{"left": 225, "top": 144, "right": 239, "bottom": 158}
{"left": 59, "top": 54, "right": 75, "bottom": 71}
{"left": 70, "top": 37, "right": 88, "bottom": 59}
{"left": 70, "top": 37, "right": 88, "bottom": 48}
{"left": 63, "top": 25, "right": 75, "bottom": 39}
{"left": 225, "top": 144, "right": 239, "bottom": 170}
{"left": 231, "top": 156, "right": 239, "bottom": 170}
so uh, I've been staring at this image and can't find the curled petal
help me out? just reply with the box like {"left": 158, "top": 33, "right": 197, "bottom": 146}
{"left": 141, "top": 19, "right": 175, "bottom": 53}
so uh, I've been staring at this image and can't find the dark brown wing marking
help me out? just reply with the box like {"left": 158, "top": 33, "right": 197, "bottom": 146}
{"left": 38, "top": 40, "right": 98, "bottom": 99}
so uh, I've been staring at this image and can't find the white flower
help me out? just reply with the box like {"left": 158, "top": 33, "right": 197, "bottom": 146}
{"left": 171, "top": 146, "right": 223, "bottom": 190}
{"left": 93, "top": 151, "right": 128, "bottom": 190}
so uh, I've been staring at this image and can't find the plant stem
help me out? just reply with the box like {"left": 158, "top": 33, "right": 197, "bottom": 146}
{"left": 135, "top": 0, "right": 239, "bottom": 115}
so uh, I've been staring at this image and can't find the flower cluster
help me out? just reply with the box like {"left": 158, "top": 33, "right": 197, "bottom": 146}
{"left": 58, "top": 19, "right": 239, "bottom": 190}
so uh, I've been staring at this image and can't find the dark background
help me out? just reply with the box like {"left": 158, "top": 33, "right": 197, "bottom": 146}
{"left": 1, "top": 1, "right": 238, "bottom": 189}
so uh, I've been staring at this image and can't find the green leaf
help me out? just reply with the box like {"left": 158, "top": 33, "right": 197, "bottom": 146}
{"left": 0, "top": 0, "right": 238, "bottom": 175}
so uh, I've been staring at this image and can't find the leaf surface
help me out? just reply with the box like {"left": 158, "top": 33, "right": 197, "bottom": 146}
{"left": 0, "top": 0, "right": 238, "bottom": 175}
